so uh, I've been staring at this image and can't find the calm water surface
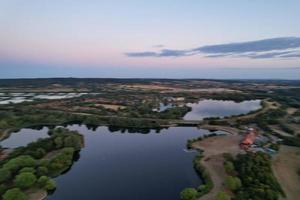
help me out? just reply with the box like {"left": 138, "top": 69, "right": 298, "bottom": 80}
{"left": 184, "top": 99, "right": 261, "bottom": 120}
{"left": 45, "top": 125, "right": 207, "bottom": 200}
{"left": 1, "top": 99, "right": 261, "bottom": 200}
{"left": 1, "top": 127, "right": 49, "bottom": 148}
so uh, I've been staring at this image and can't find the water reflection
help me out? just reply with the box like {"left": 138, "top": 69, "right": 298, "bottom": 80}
{"left": 1, "top": 127, "right": 49, "bottom": 148}
{"left": 44, "top": 125, "right": 207, "bottom": 200}
{"left": 184, "top": 99, "right": 261, "bottom": 120}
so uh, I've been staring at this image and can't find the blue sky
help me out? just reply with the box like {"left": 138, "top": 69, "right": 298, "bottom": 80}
{"left": 0, "top": 0, "right": 300, "bottom": 79}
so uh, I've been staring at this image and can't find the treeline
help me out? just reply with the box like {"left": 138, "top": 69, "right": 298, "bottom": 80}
{"left": 208, "top": 92, "right": 262, "bottom": 102}
{"left": 0, "top": 108, "right": 172, "bottom": 131}
{"left": 180, "top": 153, "right": 213, "bottom": 200}
{"left": 224, "top": 152, "right": 285, "bottom": 200}
{"left": 0, "top": 128, "right": 83, "bottom": 200}
{"left": 270, "top": 88, "right": 300, "bottom": 108}
{"left": 236, "top": 107, "right": 287, "bottom": 131}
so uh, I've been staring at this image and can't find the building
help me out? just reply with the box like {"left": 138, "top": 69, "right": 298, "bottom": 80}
{"left": 240, "top": 129, "right": 257, "bottom": 149}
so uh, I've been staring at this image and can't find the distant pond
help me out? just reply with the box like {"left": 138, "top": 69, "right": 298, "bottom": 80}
{"left": 184, "top": 99, "right": 261, "bottom": 120}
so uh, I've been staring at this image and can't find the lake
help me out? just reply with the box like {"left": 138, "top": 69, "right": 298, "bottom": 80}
{"left": 1, "top": 125, "right": 210, "bottom": 200}
{"left": 47, "top": 125, "right": 209, "bottom": 200}
{"left": 184, "top": 99, "right": 261, "bottom": 120}
{"left": 0, "top": 99, "right": 261, "bottom": 199}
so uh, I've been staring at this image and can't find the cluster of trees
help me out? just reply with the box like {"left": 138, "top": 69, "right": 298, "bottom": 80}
{"left": 236, "top": 107, "right": 287, "bottom": 132}
{"left": 0, "top": 128, "right": 83, "bottom": 200}
{"left": 124, "top": 103, "right": 191, "bottom": 120}
{"left": 207, "top": 93, "right": 260, "bottom": 102}
{"left": 228, "top": 152, "right": 284, "bottom": 200}
{"left": 270, "top": 88, "right": 300, "bottom": 108}
{"left": 279, "top": 123, "right": 295, "bottom": 135}
{"left": 0, "top": 108, "right": 85, "bottom": 130}
{"left": 180, "top": 154, "right": 213, "bottom": 200}
{"left": 0, "top": 105, "right": 171, "bottom": 136}
{"left": 157, "top": 106, "right": 191, "bottom": 119}
{"left": 281, "top": 135, "right": 300, "bottom": 147}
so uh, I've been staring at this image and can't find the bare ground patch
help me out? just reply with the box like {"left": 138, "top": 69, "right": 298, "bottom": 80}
{"left": 192, "top": 134, "right": 243, "bottom": 200}
{"left": 272, "top": 145, "right": 300, "bottom": 200}
{"left": 95, "top": 103, "right": 125, "bottom": 111}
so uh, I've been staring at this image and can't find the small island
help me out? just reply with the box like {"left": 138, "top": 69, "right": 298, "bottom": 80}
{"left": 0, "top": 128, "right": 83, "bottom": 200}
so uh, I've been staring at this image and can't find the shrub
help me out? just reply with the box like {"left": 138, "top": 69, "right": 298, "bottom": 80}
{"left": 36, "top": 166, "right": 48, "bottom": 177}
{"left": 37, "top": 176, "right": 49, "bottom": 188}
{"left": 34, "top": 148, "right": 46, "bottom": 159}
{"left": 224, "top": 176, "right": 241, "bottom": 191}
{"left": 48, "top": 148, "right": 74, "bottom": 176}
{"left": 223, "top": 153, "right": 234, "bottom": 162}
{"left": 19, "top": 167, "right": 35, "bottom": 174}
{"left": 216, "top": 191, "right": 231, "bottom": 200}
{"left": 44, "top": 179, "right": 56, "bottom": 190}
{"left": 0, "top": 184, "right": 8, "bottom": 196}
{"left": 2, "top": 188, "right": 27, "bottom": 200}
{"left": 3, "top": 155, "right": 36, "bottom": 173}
{"left": 54, "top": 137, "right": 63, "bottom": 148}
{"left": 63, "top": 135, "right": 82, "bottom": 151}
{"left": 224, "top": 161, "right": 235, "bottom": 174}
{"left": 14, "top": 172, "right": 37, "bottom": 189}
{"left": 180, "top": 188, "right": 198, "bottom": 200}
{"left": 0, "top": 168, "right": 11, "bottom": 183}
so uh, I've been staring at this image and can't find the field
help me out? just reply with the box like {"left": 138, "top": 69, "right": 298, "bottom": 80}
{"left": 192, "top": 134, "right": 243, "bottom": 200}
{"left": 272, "top": 145, "right": 300, "bottom": 200}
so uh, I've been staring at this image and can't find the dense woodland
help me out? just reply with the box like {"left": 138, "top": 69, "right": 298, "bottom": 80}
{"left": 0, "top": 128, "right": 83, "bottom": 200}
{"left": 222, "top": 152, "right": 284, "bottom": 200}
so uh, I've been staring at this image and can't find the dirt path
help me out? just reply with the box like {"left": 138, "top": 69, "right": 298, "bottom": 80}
{"left": 272, "top": 145, "right": 300, "bottom": 200}
{"left": 192, "top": 134, "right": 243, "bottom": 200}
{"left": 27, "top": 189, "right": 47, "bottom": 200}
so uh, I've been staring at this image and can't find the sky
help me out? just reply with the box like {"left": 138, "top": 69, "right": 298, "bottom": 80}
{"left": 0, "top": 0, "right": 300, "bottom": 79}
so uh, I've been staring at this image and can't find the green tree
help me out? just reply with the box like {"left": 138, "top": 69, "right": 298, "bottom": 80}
{"left": 54, "top": 137, "right": 63, "bottom": 148}
{"left": 37, "top": 176, "right": 56, "bottom": 190}
{"left": 14, "top": 172, "right": 37, "bottom": 189}
{"left": 180, "top": 188, "right": 198, "bottom": 200}
{"left": 216, "top": 191, "right": 231, "bottom": 200}
{"left": 63, "top": 135, "right": 81, "bottom": 150}
{"left": 224, "top": 176, "right": 242, "bottom": 191}
{"left": 34, "top": 148, "right": 46, "bottom": 159}
{"left": 44, "top": 179, "right": 56, "bottom": 190}
{"left": 36, "top": 166, "right": 48, "bottom": 177}
{"left": 0, "top": 168, "right": 11, "bottom": 183}
{"left": 3, "top": 156, "right": 36, "bottom": 173}
{"left": 0, "top": 184, "right": 8, "bottom": 196}
{"left": 224, "top": 161, "right": 235, "bottom": 174}
{"left": 19, "top": 167, "right": 35, "bottom": 174}
{"left": 37, "top": 176, "right": 49, "bottom": 188}
{"left": 2, "top": 188, "right": 27, "bottom": 200}
{"left": 0, "top": 120, "right": 9, "bottom": 129}
{"left": 48, "top": 148, "right": 74, "bottom": 175}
